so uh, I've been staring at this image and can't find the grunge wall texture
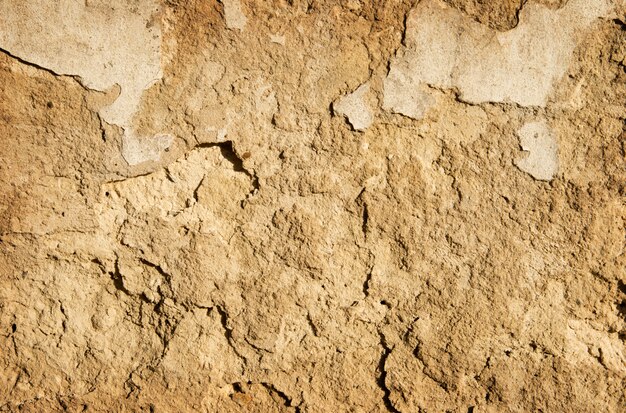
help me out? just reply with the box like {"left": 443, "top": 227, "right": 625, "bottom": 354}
{"left": 0, "top": 0, "right": 625, "bottom": 411}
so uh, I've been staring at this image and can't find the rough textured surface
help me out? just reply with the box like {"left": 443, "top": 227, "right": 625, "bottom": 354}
{"left": 0, "top": 0, "right": 625, "bottom": 412}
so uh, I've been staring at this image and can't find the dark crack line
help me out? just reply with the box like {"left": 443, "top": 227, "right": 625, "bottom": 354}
{"left": 613, "top": 18, "right": 626, "bottom": 31}
{"left": 103, "top": 140, "right": 260, "bottom": 202}
{"left": 513, "top": 0, "right": 530, "bottom": 29}
{"left": 356, "top": 188, "right": 369, "bottom": 239}
{"left": 0, "top": 47, "right": 92, "bottom": 91}
{"left": 260, "top": 382, "right": 301, "bottom": 412}
{"left": 192, "top": 176, "right": 206, "bottom": 203}
{"left": 196, "top": 141, "right": 255, "bottom": 180}
{"left": 103, "top": 171, "right": 157, "bottom": 185}
{"left": 195, "top": 141, "right": 260, "bottom": 202}
{"left": 363, "top": 267, "right": 373, "bottom": 297}
{"left": 1, "top": 47, "right": 65, "bottom": 77}
{"left": 139, "top": 258, "right": 172, "bottom": 283}
{"left": 108, "top": 257, "right": 135, "bottom": 298}
{"left": 377, "top": 333, "right": 401, "bottom": 413}
{"left": 214, "top": 305, "right": 248, "bottom": 363}
{"left": 93, "top": 256, "right": 152, "bottom": 308}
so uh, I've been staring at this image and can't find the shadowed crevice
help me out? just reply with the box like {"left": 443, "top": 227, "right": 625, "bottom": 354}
{"left": 377, "top": 333, "right": 401, "bottom": 413}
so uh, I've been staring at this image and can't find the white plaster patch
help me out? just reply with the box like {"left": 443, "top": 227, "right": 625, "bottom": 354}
{"left": 515, "top": 121, "right": 559, "bottom": 181}
{"left": 222, "top": 0, "right": 247, "bottom": 31}
{"left": 122, "top": 134, "right": 174, "bottom": 166}
{"left": 0, "top": 0, "right": 170, "bottom": 166}
{"left": 383, "top": 73, "right": 435, "bottom": 120}
{"left": 270, "top": 34, "right": 286, "bottom": 45}
{"left": 383, "top": 0, "right": 615, "bottom": 118}
{"left": 333, "top": 83, "right": 374, "bottom": 131}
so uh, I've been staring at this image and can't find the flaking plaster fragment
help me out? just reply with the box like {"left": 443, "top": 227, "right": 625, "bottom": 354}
{"left": 383, "top": 74, "right": 435, "bottom": 120}
{"left": 122, "top": 133, "right": 174, "bottom": 166}
{"left": 333, "top": 83, "right": 374, "bottom": 131}
{"left": 384, "top": 0, "right": 615, "bottom": 118}
{"left": 515, "top": 121, "right": 559, "bottom": 181}
{"left": 0, "top": 0, "right": 170, "bottom": 166}
{"left": 270, "top": 34, "right": 286, "bottom": 45}
{"left": 222, "top": 0, "right": 248, "bottom": 31}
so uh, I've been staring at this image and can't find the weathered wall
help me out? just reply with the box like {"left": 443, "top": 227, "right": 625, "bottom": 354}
{"left": 0, "top": 0, "right": 625, "bottom": 411}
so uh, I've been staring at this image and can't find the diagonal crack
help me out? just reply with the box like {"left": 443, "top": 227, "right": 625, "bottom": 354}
{"left": 0, "top": 47, "right": 95, "bottom": 92}
{"left": 1, "top": 47, "right": 66, "bottom": 78}
{"left": 513, "top": 0, "right": 530, "bottom": 29}
{"left": 139, "top": 258, "right": 173, "bottom": 285}
{"left": 260, "top": 382, "right": 301, "bottom": 412}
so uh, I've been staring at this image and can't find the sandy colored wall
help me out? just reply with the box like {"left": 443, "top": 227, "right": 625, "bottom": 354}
{"left": 0, "top": 0, "right": 625, "bottom": 411}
